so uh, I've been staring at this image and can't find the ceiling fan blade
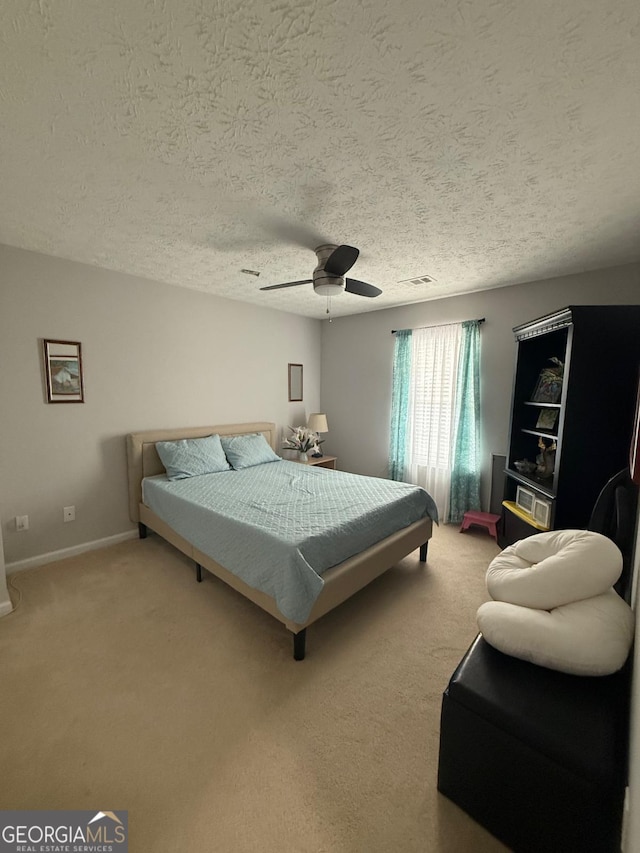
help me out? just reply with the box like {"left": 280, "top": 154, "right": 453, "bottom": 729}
{"left": 324, "top": 245, "right": 359, "bottom": 276}
{"left": 259, "top": 280, "right": 313, "bottom": 291}
{"left": 345, "top": 278, "right": 382, "bottom": 298}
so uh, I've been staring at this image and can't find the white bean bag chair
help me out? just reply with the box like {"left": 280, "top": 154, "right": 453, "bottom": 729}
{"left": 486, "top": 529, "right": 622, "bottom": 610}
{"left": 477, "top": 590, "right": 635, "bottom": 676}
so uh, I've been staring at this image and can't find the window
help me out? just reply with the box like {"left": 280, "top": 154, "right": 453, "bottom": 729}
{"left": 389, "top": 320, "right": 481, "bottom": 523}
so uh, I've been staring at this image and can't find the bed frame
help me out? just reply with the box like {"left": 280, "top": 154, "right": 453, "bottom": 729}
{"left": 126, "top": 422, "right": 432, "bottom": 659}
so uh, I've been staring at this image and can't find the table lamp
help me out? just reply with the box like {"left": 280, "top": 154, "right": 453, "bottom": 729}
{"left": 307, "top": 413, "right": 329, "bottom": 457}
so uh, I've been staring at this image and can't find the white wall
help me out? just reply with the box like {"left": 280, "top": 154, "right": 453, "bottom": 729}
{"left": 0, "top": 244, "right": 322, "bottom": 566}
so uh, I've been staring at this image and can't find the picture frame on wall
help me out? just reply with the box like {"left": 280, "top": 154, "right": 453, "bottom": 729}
{"left": 43, "top": 339, "right": 84, "bottom": 403}
{"left": 288, "top": 363, "right": 303, "bottom": 402}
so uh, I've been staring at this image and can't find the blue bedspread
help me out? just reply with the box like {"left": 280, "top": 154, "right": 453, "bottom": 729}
{"left": 142, "top": 460, "right": 437, "bottom": 623}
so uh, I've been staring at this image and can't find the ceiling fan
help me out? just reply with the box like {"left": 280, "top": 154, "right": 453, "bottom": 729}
{"left": 259, "top": 244, "right": 382, "bottom": 298}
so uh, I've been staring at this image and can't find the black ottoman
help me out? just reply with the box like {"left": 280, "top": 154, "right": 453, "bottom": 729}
{"left": 437, "top": 635, "right": 630, "bottom": 852}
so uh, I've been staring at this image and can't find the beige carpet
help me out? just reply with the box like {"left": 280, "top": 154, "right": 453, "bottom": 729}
{"left": 0, "top": 524, "right": 509, "bottom": 852}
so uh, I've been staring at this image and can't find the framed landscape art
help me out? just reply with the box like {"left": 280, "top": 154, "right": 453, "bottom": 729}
{"left": 43, "top": 339, "right": 84, "bottom": 403}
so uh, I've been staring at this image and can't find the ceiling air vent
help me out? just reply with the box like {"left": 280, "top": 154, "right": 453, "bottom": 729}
{"left": 398, "top": 274, "right": 437, "bottom": 286}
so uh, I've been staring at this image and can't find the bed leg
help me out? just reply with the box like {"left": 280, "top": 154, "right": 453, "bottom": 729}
{"left": 293, "top": 629, "right": 306, "bottom": 661}
{"left": 419, "top": 542, "right": 428, "bottom": 562}
{"left": 196, "top": 563, "right": 202, "bottom": 583}
{"left": 138, "top": 522, "right": 147, "bottom": 540}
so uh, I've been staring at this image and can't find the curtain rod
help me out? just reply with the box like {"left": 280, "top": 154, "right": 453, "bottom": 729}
{"left": 391, "top": 318, "right": 485, "bottom": 333}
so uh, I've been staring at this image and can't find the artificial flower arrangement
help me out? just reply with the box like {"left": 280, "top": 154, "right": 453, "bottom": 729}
{"left": 282, "top": 425, "right": 324, "bottom": 455}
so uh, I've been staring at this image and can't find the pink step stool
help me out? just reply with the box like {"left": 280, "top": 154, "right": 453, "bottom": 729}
{"left": 459, "top": 510, "right": 501, "bottom": 543}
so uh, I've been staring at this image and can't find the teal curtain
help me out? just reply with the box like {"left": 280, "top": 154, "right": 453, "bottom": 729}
{"left": 449, "top": 320, "right": 481, "bottom": 522}
{"left": 388, "top": 329, "right": 412, "bottom": 480}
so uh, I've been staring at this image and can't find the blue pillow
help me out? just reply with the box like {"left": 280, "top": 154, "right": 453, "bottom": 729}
{"left": 156, "top": 434, "right": 231, "bottom": 480}
{"left": 220, "top": 433, "right": 281, "bottom": 470}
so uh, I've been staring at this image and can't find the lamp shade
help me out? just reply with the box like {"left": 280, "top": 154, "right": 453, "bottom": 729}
{"left": 308, "top": 413, "right": 329, "bottom": 433}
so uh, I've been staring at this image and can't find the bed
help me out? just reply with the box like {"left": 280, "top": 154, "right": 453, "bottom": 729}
{"left": 127, "top": 422, "right": 436, "bottom": 659}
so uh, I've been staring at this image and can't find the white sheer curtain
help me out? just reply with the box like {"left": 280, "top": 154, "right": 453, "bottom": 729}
{"left": 405, "top": 323, "right": 462, "bottom": 522}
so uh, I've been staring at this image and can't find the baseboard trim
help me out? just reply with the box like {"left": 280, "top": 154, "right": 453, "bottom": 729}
{"left": 0, "top": 599, "right": 13, "bottom": 617}
{"left": 6, "top": 530, "right": 139, "bottom": 574}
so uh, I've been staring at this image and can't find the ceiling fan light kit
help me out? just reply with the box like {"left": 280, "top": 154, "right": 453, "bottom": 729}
{"left": 313, "top": 273, "right": 345, "bottom": 296}
{"left": 260, "top": 244, "right": 382, "bottom": 300}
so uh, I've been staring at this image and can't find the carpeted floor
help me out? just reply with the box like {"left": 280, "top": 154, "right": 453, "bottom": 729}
{"left": 0, "top": 523, "right": 509, "bottom": 852}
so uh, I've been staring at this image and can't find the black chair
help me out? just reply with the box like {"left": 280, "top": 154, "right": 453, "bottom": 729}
{"left": 588, "top": 467, "right": 638, "bottom": 603}
{"left": 437, "top": 469, "right": 637, "bottom": 852}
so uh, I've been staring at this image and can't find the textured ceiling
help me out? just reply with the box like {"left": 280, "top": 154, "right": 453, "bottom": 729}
{"left": 1, "top": 0, "right": 639, "bottom": 319}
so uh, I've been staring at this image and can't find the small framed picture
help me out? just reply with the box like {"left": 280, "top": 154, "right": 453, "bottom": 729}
{"left": 531, "top": 358, "right": 564, "bottom": 403}
{"left": 288, "top": 363, "right": 303, "bottom": 401}
{"left": 533, "top": 496, "right": 552, "bottom": 529}
{"left": 515, "top": 486, "right": 535, "bottom": 514}
{"left": 43, "top": 339, "right": 84, "bottom": 403}
{"left": 531, "top": 374, "right": 562, "bottom": 404}
{"left": 535, "top": 408, "right": 559, "bottom": 431}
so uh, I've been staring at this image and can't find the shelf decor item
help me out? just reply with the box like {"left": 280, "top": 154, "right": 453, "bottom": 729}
{"left": 536, "top": 437, "right": 556, "bottom": 479}
{"left": 515, "top": 486, "right": 536, "bottom": 515}
{"left": 531, "top": 357, "right": 564, "bottom": 403}
{"left": 535, "top": 408, "right": 559, "bottom": 430}
{"left": 532, "top": 496, "right": 552, "bottom": 528}
{"left": 513, "top": 459, "right": 537, "bottom": 475}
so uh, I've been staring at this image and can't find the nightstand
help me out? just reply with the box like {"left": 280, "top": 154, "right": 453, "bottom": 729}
{"left": 294, "top": 455, "right": 337, "bottom": 470}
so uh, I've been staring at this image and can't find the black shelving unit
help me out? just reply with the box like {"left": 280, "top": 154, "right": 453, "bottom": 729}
{"left": 500, "top": 305, "right": 640, "bottom": 547}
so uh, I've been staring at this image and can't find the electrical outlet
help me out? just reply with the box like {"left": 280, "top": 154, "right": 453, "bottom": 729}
{"left": 63, "top": 505, "right": 75, "bottom": 523}
{"left": 16, "top": 515, "right": 29, "bottom": 531}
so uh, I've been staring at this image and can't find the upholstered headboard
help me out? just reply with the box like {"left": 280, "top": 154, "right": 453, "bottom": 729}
{"left": 126, "top": 422, "right": 278, "bottom": 523}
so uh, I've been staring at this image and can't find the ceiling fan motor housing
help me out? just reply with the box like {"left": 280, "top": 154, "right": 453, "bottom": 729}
{"left": 313, "top": 244, "right": 346, "bottom": 296}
